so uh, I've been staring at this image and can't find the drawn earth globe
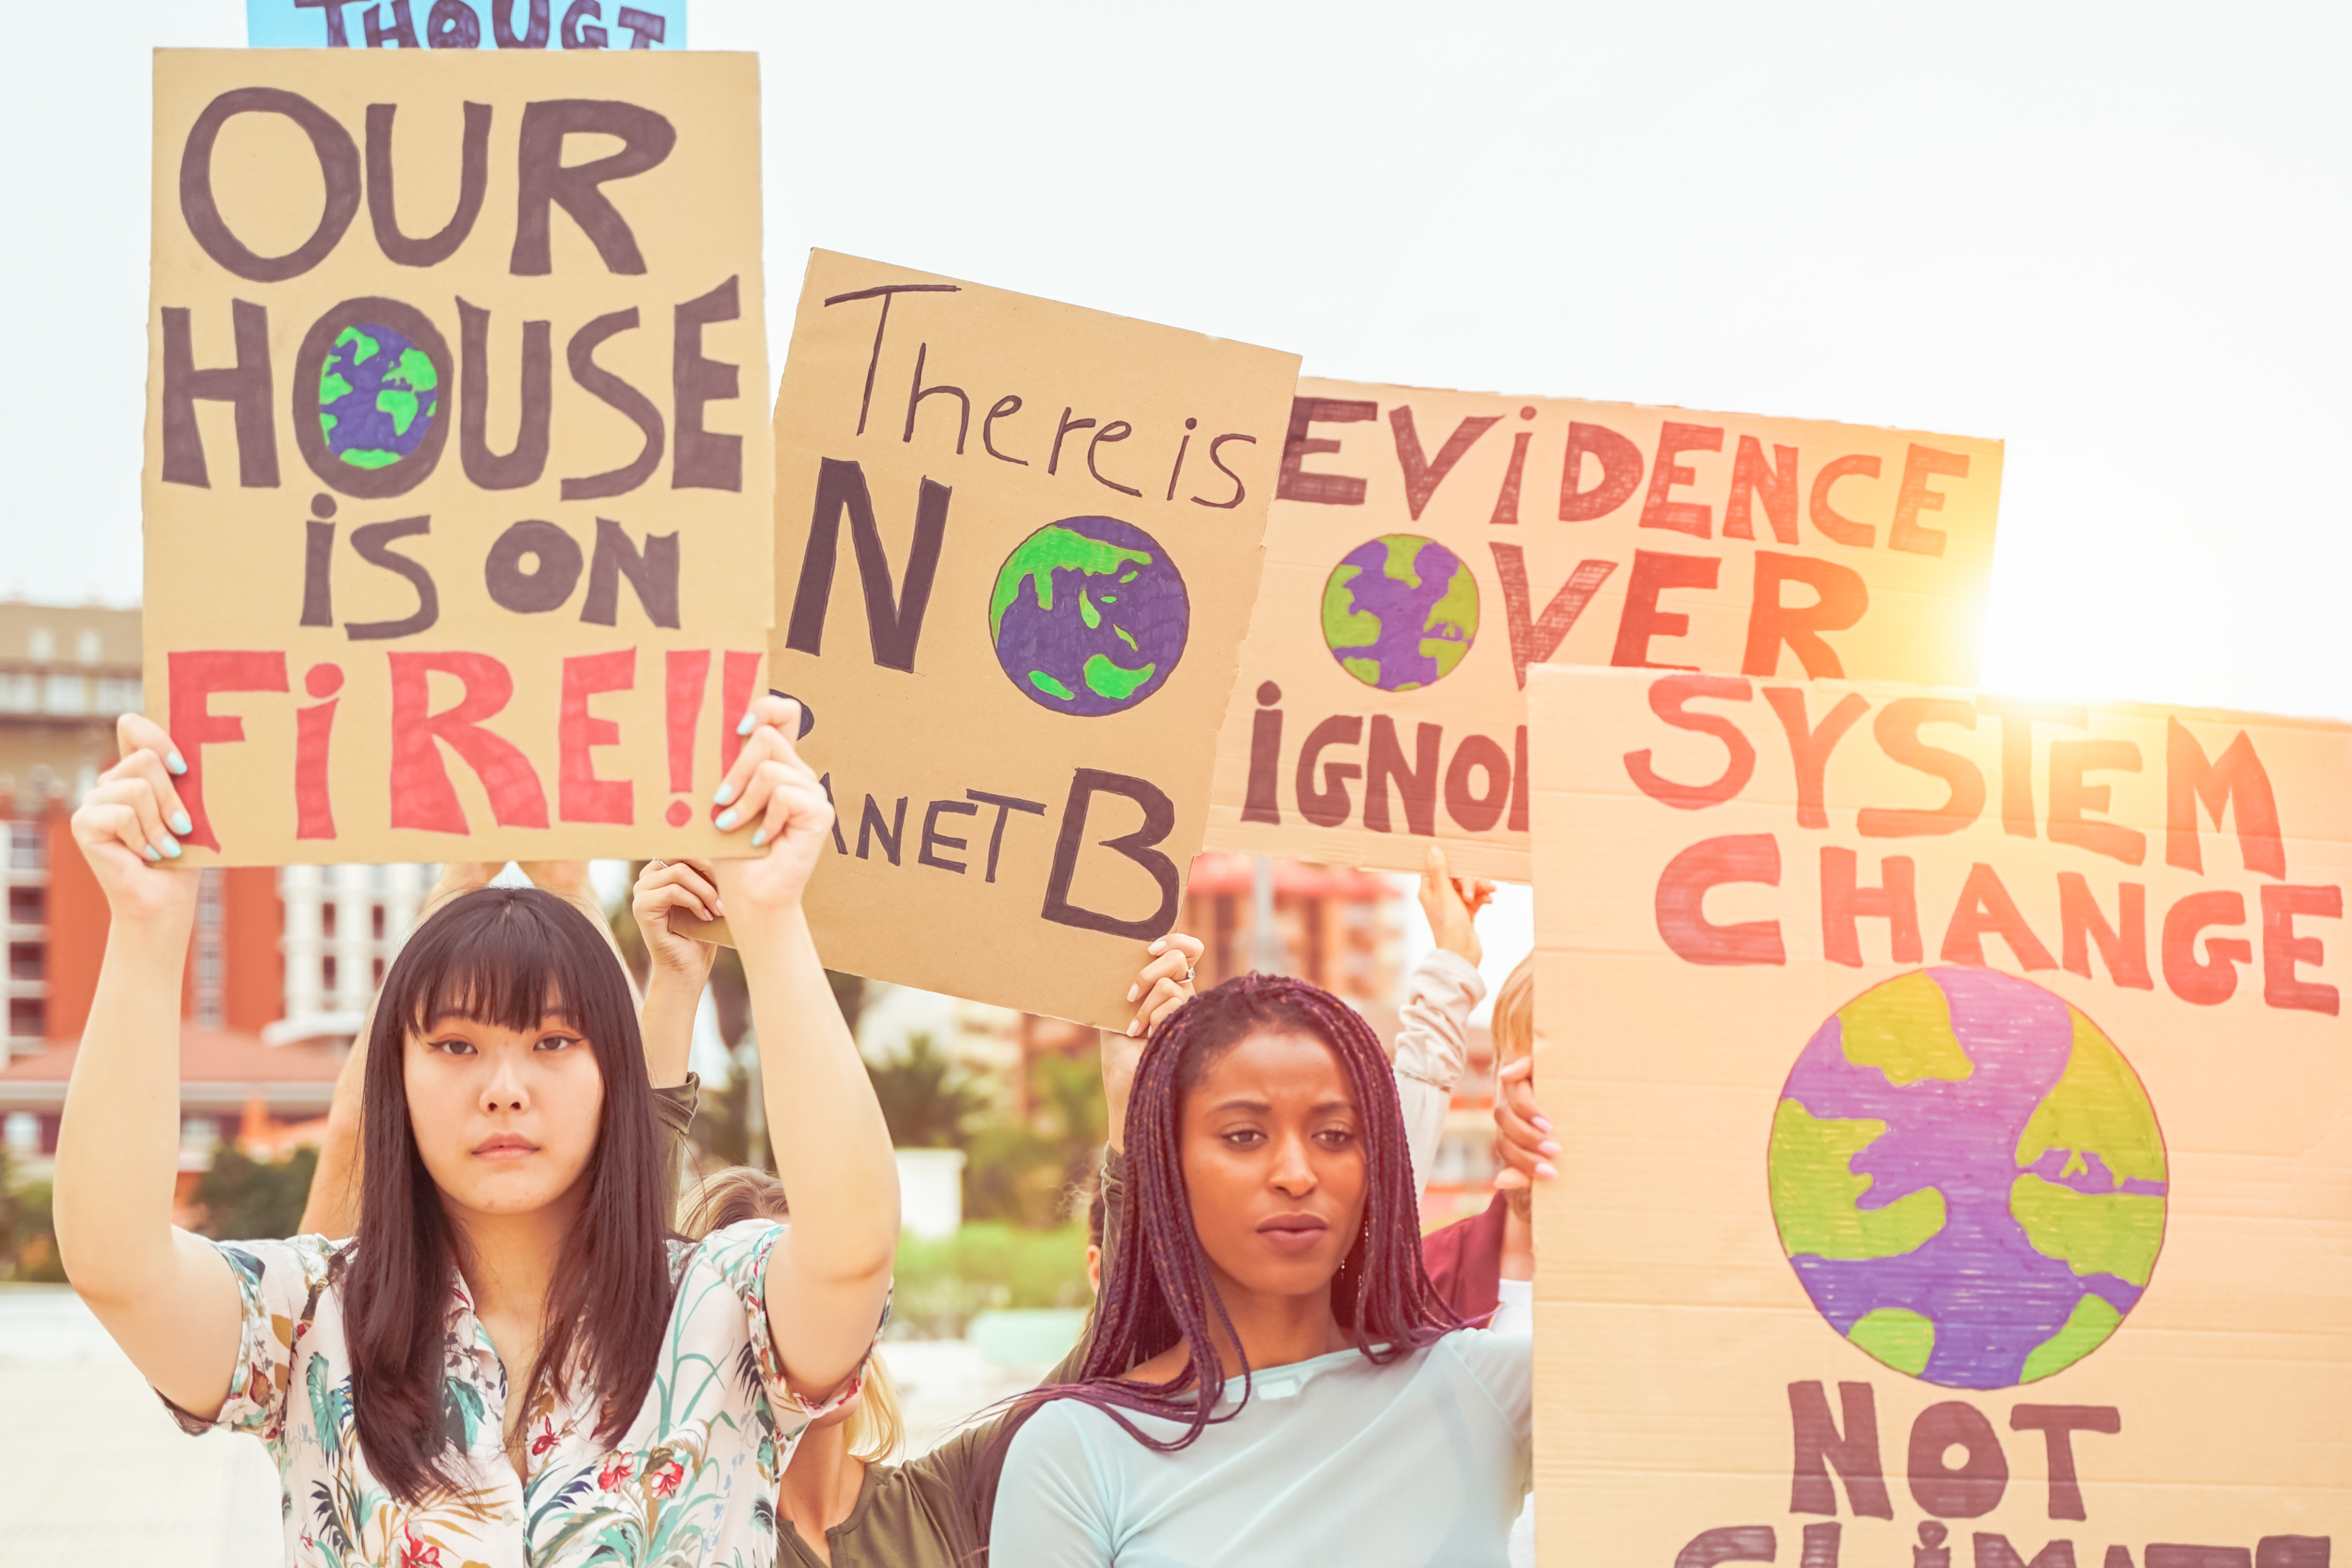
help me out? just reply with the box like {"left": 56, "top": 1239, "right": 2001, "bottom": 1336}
{"left": 1766, "top": 968, "right": 2167, "bottom": 1389}
{"left": 988, "top": 516, "right": 1189, "bottom": 716}
{"left": 317, "top": 323, "right": 440, "bottom": 471}
{"left": 1320, "top": 534, "right": 1479, "bottom": 692}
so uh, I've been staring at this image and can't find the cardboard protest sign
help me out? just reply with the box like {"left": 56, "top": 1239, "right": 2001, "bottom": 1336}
{"left": 1207, "top": 382, "right": 2004, "bottom": 880}
{"left": 735, "top": 251, "right": 1296, "bottom": 1028}
{"left": 145, "top": 50, "right": 768, "bottom": 864}
{"left": 248, "top": 1, "right": 687, "bottom": 51}
{"left": 1526, "top": 663, "right": 2349, "bottom": 1566}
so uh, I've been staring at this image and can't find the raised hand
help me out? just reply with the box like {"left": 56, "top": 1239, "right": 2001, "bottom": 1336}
{"left": 70, "top": 714, "right": 201, "bottom": 925}
{"left": 1123, "top": 931, "right": 1203, "bottom": 1040}
{"left": 1103, "top": 933, "right": 1202, "bottom": 1153}
{"left": 1418, "top": 845, "right": 1494, "bottom": 968}
{"left": 706, "top": 695, "right": 835, "bottom": 920}
{"left": 1489, "top": 1055, "right": 1558, "bottom": 1192}
{"left": 633, "top": 857, "right": 721, "bottom": 985}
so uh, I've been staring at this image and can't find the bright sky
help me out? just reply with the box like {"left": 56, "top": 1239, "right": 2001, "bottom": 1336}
{"left": 3, "top": 3, "right": 2343, "bottom": 791}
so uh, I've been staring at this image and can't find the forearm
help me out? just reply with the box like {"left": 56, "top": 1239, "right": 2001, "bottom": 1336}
{"left": 639, "top": 963, "right": 702, "bottom": 1088}
{"left": 296, "top": 1019, "right": 367, "bottom": 1239}
{"left": 744, "top": 907, "right": 896, "bottom": 1265}
{"left": 54, "top": 914, "right": 197, "bottom": 1295}
{"left": 740, "top": 905, "right": 898, "bottom": 1388}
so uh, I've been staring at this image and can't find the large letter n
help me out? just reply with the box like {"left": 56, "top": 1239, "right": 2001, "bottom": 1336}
{"left": 783, "top": 457, "right": 950, "bottom": 673}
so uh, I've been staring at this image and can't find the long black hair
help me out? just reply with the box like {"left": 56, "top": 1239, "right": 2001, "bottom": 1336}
{"left": 337, "top": 887, "right": 674, "bottom": 1501}
{"left": 968, "top": 974, "right": 1461, "bottom": 1534}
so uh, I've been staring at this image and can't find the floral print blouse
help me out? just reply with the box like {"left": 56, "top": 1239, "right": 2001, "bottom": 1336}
{"left": 165, "top": 1219, "right": 869, "bottom": 1568}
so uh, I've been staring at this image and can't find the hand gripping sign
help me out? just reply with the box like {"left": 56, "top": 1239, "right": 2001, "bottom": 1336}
{"left": 689, "top": 252, "right": 1297, "bottom": 1031}
{"left": 144, "top": 49, "right": 770, "bottom": 865}
{"left": 1524, "top": 664, "right": 2348, "bottom": 1568}
{"left": 1207, "top": 382, "right": 2004, "bottom": 881}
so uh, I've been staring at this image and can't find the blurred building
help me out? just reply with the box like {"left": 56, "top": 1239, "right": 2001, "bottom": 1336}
{"left": 0, "top": 600, "right": 144, "bottom": 807}
{"left": 1007, "top": 854, "right": 1407, "bottom": 1118}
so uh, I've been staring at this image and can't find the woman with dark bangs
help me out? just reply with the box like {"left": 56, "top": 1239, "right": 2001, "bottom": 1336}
{"left": 979, "top": 972, "right": 1536, "bottom": 1564}
{"left": 50, "top": 698, "right": 898, "bottom": 1568}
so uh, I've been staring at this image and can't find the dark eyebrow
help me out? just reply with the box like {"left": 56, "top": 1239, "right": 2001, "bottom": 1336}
{"left": 1311, "top": 1101, "right": 1356, "bottom": 1115}
{"left": 1211, "top": 1097, "right": 1272, "bottom": 1114}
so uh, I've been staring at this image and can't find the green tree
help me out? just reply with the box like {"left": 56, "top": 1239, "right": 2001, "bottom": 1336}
{"left": 866, "top": 1032, "right": 988, "bottom": 1150}
{"left": 8, "top": 1180, "right": 64, "bottom": 1282}
{"left": 194, "top": 1147, "right": 320, "bottom": 1241}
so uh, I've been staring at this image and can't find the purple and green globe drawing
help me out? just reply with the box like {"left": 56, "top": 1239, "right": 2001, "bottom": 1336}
{"left": 1321, "top": 534, "right": 1479, "bottom": 691}
{"left": 317, "top": 324, "right": 439, "bottom": 471}
{"left": 1767, "top": 968, "right": 2167, "bottom": 1388}
{"left": 989, "top": 517, "right": 1188, "bottom": 716}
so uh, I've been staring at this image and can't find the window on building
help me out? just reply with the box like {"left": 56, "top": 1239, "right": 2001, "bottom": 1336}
{"left": 43, "top": 674, "right": 86, "bottom": 715}
{"left": 2, "top": 1112, "right": 36, "bottom": 1157}
{"left": 76, "top": 629, "right": 101, "bottom": 664}
{"left": 321, "top": 901, "right": 338, "bottom": 938}
{"left": 95, "top": 677, "right": 142, "bottom": 713}
{"left": 373, "top": 957, "right": 385, "bottom": 987}
{"left": 323, "top": 954, "right": 339, "bottom": 994}
{"left": 9, "top": 942, "right": 40, "bottom": 981}
{"left": 180, "top": 1118, "right": 220, "bottom": 1157}
{"left": 193, "top": 870, "right": 225, "bottom": 1030}
{"left": 27, "top": 628, "right": 53, "bottom": 662}
{"left": 371, "top": 903, "right": 386, "bottom": 941}
{"left": 0, "top": 673, "right": 33, "bottom": 712}
{"left": 8, "top": 996, "right": 44, "bottom": 1038}
{"left": 9, "top": 886, "right": 44, "bottom": 927}
{"left": 7, "top": 822, "right": 41, "bottom": 870}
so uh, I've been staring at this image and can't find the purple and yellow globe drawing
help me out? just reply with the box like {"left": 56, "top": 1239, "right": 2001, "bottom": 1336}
{"left": 989, "top": 516, "right": 1188, "bottom": 716}
{"left": 317, "top": 323, "right": 439, "bottom": 471}
{"left": 1766, "top": 968, "right": 2166, "bottom": 1388}
{"left": 1321, "top": 534, "right": 1479, "bottom": 691}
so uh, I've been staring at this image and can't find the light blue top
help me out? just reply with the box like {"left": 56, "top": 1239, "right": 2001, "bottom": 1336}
{"left": 988, "top": 1326, "right": 1533, "bottom": 1566}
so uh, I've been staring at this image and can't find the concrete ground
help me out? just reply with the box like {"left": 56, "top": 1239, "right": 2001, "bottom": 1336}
{"left": 0, "top": 1285, "right": 1041, "bottom": 1566}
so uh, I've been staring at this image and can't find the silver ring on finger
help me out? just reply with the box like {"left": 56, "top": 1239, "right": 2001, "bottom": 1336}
{"left": 1184, "top": 967, "right": 1196, "bottom": 984}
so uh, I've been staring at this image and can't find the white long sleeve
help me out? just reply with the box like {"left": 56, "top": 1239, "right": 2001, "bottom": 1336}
{"left": 1393, "top": 948, "right": 1486, "bottom": 1200}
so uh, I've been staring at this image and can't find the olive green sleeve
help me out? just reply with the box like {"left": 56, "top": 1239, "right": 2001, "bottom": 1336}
{"left": 652, "top": 1073, "right": 701, "bottom": 1215}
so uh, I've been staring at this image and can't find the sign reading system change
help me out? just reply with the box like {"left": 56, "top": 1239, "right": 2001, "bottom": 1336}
{"left": 1526, "top": 664, "right": 2349, "bottom": 1567}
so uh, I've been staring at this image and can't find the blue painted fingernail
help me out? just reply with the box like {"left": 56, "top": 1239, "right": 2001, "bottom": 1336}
{"left": 736, "top": 713, "right": 756, "bottom": 737}
{"left": 142, "top": 845, "right": 162, "bottom": 863}
{"left": 169, "top": 810, "right": 192, "bottom": 837}
{"left": 166, "top": 751, "right": 187, "bottom": 775}
{"left": 712, "top": 782, "right": 736, "bottom": 807}
{"left": 716, "top": 810, "right": 739, "bottom": 831}
{"left": 750, "top": 829, "right": 767, "bottom": 849}
{"left": 160, "top": 836, "right": 182, "bottom": 859}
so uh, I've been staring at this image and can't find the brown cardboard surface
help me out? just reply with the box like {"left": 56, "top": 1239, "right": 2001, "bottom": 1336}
{"left": 1208, "top": 382, "right": 2003, "bottom": 880}
{"left": 1528, "top": 665, "right": 2350, "bottom": 1566}
{"left": 143, "top": 50, "right": 770, "bottom": 864}
{"left": 758, "top": 252, "right": 1297, "bottom": 1028}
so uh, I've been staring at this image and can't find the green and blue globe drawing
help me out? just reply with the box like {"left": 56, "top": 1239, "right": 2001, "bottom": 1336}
{"left": 989, "top": 517, "right": 1188, "bottom": 716}
{"left": 317, "top": 324, "right": 439, "bottom": 471}
{"left": 1321, "top": 534, "right": 1479, "bottom": 691}
{"left": 1768, "top": 968, "right": 2166, "bottom": 1388}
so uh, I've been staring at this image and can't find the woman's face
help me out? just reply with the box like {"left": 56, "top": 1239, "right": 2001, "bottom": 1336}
{"left": 1178, "top": 1029, "right": 1367, "bottom": 1304}
{"left": 404, "top": 1010, "right": 604, "bottom": 1220}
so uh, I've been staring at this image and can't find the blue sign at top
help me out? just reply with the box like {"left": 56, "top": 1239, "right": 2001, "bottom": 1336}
{"left": 248, "top": 1, "right": 688, "bottom": 50}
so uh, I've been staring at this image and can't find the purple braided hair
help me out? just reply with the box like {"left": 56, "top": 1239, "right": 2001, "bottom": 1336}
{"left": 964, "top": 973, "right": 1462, "bottom": 1542}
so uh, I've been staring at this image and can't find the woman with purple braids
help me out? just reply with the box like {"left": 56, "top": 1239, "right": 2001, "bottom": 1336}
{"left": 979, "top": 971, "right": 1536, "bottom": 1564}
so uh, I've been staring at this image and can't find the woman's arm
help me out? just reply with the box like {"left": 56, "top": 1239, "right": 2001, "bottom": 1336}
{"left": 1398, "top": 847, "right": 1493, "bottom": 1195}
{"left": 51, "top": 716, "right": 246, "bottom": 1419}
{"left": 630, "top": 858, "right": 720, "bottom": 1089}
{"left": 709, "top": 696, "right": 899, "bottom": 1402}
